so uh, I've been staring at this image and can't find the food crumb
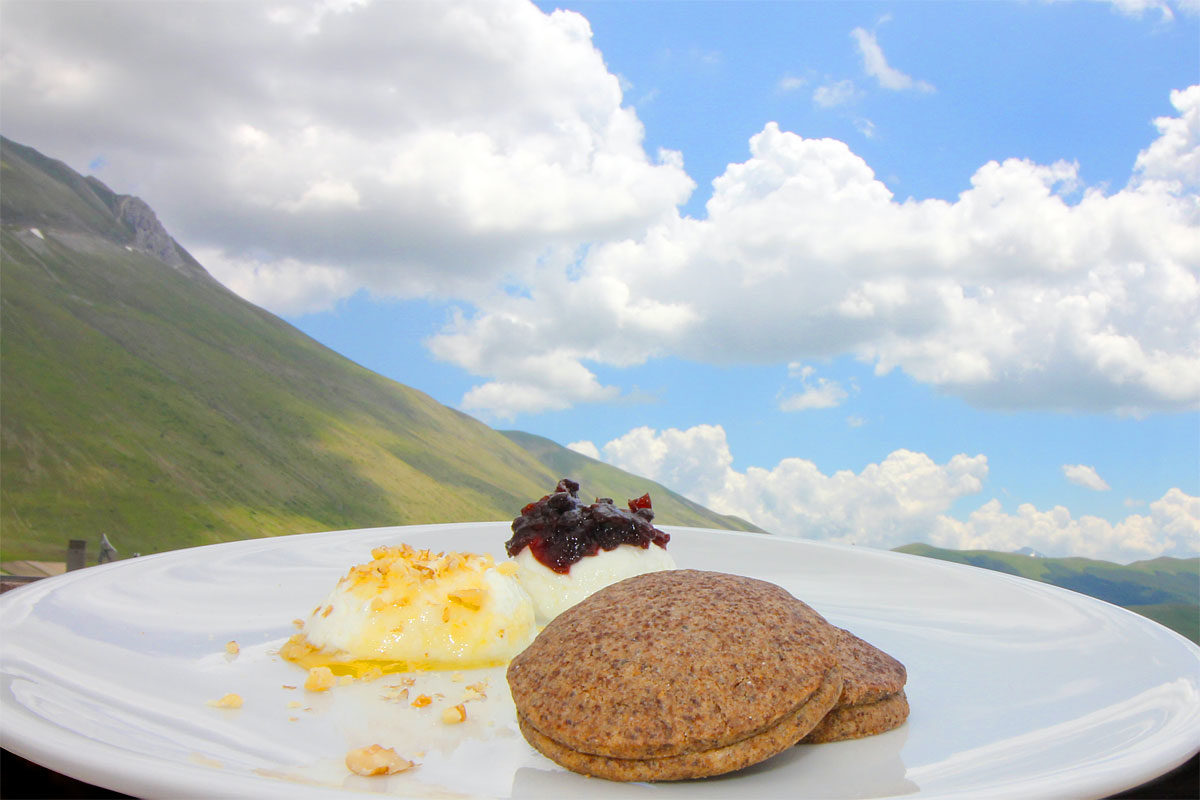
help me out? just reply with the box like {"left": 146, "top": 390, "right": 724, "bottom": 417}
{"left": 281, "top": 684, "right": 297, "bottom": 690}
{"left": 305, "top": 666, "right": 336, "bottom": 692}
{"left": 441, "top": 703, "right": 467, "bottom": 724}
{"left": 345, "top": 744, "right": 415, "bottom": 777}
{"left": 411, "top": 694, "right": 433, "bottom": 708}
{"left": 287, "top": 700, "right": 302, "bottom": 709}
{"left": 380, "top": 686, "right": 409, "bottom": 702}
{"left": 225, "top": 641, "right": 240, "bottom": 656}
{"left": 207, "top": 693, "right": 243, "bottom": 709}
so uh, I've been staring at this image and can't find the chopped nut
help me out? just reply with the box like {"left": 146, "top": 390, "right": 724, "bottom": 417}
{"left": 411, "top": 694, "right": 432, "bottom": 708}
{"left": 281, "top": 684, "right": 297, "bottom": 690}
{"left": 207, "top": 693, "right": 243, "bottom": 709}
{"left": 462, "top": 687, "right": 485, "bottom": 703}
{"left": 225, "top": 640, "right": 240, "bottom": 656}
{"left": 441, "top": 703, "right": 467, "bottom": 724}
{"left": 293, "top": 618, "right": 306, "bottom": 628}
{"left": 345, "top": 744, "right": 415, "bottom": 777}
{"left": 305, "top": 666, "right": 336, "bottom": 692}
{"left": 287, "top": 700, "right": 303, "bottom": 709}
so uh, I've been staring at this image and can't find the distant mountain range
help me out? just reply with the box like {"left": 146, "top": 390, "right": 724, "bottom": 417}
{"left": 0, "top": 136, "right": 760, "bottom": 563}
{"left": 896, "top": 543, "right": 1199, "bottom": 643}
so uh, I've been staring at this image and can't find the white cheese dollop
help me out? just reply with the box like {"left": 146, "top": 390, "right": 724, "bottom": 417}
{"left": 515, "top": 543, "right": 676, "bottom": 624}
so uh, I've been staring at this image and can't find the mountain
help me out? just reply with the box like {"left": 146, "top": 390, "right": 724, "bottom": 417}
{"left": 895, "top": 543, "right": 1199, "bottom": 643}
{"left": 0, "top": 137, "right": 760, "bottom": 563}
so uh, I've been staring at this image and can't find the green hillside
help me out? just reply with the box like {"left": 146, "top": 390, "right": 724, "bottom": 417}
{"left": 895, "top": 543, "right": 1199, "bottom": 643}
{"left": 0, "top": 137, "right": 754, "bottom": 562}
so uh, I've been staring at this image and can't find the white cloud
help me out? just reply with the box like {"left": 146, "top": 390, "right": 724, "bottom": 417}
{"left": 0, "top": 0, "right": 693, "bottom": 314}
{"left": 850, "top": 27, "right": 934, "bottom": 93}
{"left": 432, "top": 88, "right": 1200, "bottom": 418}
{"left": 853, "top": 117, "right": 878, "bottom": 139}
{"left": 601, "top": 424, "right": 734, "bottom": 502}
{"left": 593, "top": 424, "right": 1197, "bottom": 562}
{"left": 778, "top": 75, "right": 807, "bottom": 92}
{"left": 929, "top": 488, "right": 1199, "bottom": 563}
{"left": 813, "top": 79, "right": 858, "bottom": 108}
{"left": 4, "top": 2, "right": 1195, "bottom": 417}
{"left": 1062, "top": 464, "right": 1112, "bottom": 491}
{"left": 1104, "top": 0, "right": 1176, "bottom": 21}
{"left": 566, "top": 440, "right": 601, "bottom": 459}
{"left": 1134, "top": 85, "right": 1200, "bottom": 190}
{"left": 779, "top": 364, "right": 850, "bottom": 411}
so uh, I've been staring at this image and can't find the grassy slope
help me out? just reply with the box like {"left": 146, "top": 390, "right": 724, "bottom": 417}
{"left": 0, "top": 138, "right": 754, "bottom": 562}
{"left": 895, "top": 543, "right": 1199, "bottom": 643}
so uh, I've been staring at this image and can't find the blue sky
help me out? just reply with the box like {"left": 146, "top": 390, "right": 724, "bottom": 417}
{"left": 1, "top": 0, "right": 1196, "bottom": 561}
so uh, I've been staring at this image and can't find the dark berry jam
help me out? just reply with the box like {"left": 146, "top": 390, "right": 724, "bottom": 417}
{"left": 505, "top": 478, "right": 670, "bottom": 574}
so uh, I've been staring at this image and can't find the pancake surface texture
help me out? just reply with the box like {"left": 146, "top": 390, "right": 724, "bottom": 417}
{"left": 507, "top": 569, "right": 843, "bottom": 781}
{"left": 802, "top": 626, "right": 909, "bottom": 744}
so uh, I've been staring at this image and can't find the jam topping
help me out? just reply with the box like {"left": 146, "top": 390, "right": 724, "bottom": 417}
{"left": 505, "top": 478, "right": 670, "bottom": 574}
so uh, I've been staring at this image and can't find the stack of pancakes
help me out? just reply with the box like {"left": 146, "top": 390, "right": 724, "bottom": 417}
{"left": 506, "top": 569, "right": 907, "bottom": 782}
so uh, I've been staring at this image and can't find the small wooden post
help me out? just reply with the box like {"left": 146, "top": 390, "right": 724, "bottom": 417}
{"left": 67, "top": 539, "right": 87, "bottom": 571}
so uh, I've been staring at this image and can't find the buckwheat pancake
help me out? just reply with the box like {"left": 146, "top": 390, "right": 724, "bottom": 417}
{"left": 801, "top": 626, "right": 908, "bottom": 744}
{"left": 506, "top": 569, "right": 844, "bottom": 781}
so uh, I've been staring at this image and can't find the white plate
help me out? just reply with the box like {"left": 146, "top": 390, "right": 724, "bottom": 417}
{"left": 2, "top": 522, "right": 1198, "bottom": 799}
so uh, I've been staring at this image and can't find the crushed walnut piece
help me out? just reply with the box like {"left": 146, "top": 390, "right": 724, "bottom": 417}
{"left": 410, "top": 694, "right": 433, "bottom": 708}
{"left": 380, "top": 686, "right": 410, "bottom": 702}
{"left": 305, "top": 666, "right": 336, "bottom": 692}
{"left": 207, "top": 693, "right": 243, "bottom": 709}
{"left": 225, "top": 640, "right": 240, "bottom": 656}
{"left": 441, "top": 703, "right": 467, "bottom": 724}
{"left": 344, "top": 744, "right": 415, "bottom": 777}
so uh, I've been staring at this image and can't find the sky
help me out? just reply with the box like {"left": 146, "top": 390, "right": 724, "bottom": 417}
{"left": 1, "top": 0, "right": 1197, "bottom": 563}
